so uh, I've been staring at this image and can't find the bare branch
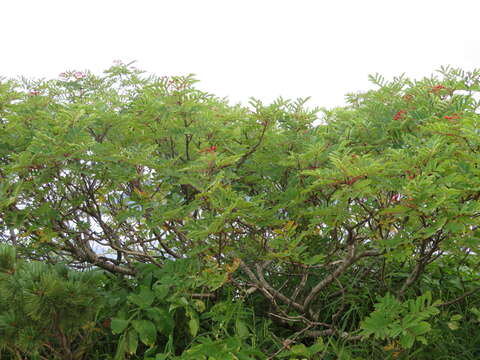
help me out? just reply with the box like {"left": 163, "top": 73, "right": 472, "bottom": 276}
{"left": 239, "top": 260, "right": 305, "bottom": 312}
{"left": 436, "top": 287, "right": 480, "bottom": 307}
{"left": 303, "top": 246, "right": 381, "bottom": 312}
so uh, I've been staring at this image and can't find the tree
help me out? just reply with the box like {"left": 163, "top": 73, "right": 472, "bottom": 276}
{"left": 1, "top": 63, "right": 480, "bottom": 358}
{"left": 0, "top": 244, "right": 106, "bottom": 359}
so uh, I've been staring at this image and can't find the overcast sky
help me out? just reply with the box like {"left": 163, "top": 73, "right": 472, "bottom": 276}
{"left": 1, "top": 0, "right": 479, "bottom": 109}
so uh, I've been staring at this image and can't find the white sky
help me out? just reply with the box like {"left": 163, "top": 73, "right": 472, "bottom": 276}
{"left": 1, "top": 0, "right": 479, "bottom": 109}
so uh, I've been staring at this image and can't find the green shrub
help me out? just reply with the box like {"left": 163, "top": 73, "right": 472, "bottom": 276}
{"left": 0, "top": 244, "right": 106, "bottom": 359}
{"left": 1, "top": 64, "right": 480, "bottom": 358}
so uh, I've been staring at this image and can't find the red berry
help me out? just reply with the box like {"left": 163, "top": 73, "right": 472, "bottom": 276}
{"left": 393, "top": 110, "right": 406, "bottom": 120}
{"left": 431, "top": 85, "right": 446, "bottom": 93}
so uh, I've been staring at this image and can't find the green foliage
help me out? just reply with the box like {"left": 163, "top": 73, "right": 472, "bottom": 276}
{"left": 107, "top": 261, "right": 263, "bottom": 359}
{"left": 1, "top": 63, "right": 480, "bottom": 358}
{"left": 276, "top": 338, "right": 325, "bottom": 359}
{"left": 0, "top": 244, "right": 106, "bottom": 359}
{"left": 360, "top": 292, "right": 440, "bottom": 349}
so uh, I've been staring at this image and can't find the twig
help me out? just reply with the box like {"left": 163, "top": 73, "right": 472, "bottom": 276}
{"left": 436, "top": 287, "right": 480, "bottom": 307}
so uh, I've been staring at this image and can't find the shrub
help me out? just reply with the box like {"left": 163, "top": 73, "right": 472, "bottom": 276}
{"left": 1, "top": 64, "right": 480, "bottom": 358}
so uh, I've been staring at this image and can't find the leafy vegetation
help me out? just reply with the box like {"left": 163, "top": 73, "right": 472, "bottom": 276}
{"left": 0, "top": 62, "right": 479, "bottom": 358}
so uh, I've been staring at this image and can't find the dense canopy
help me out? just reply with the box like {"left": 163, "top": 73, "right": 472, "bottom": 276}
{"left": 1, "top": 64, "right": 480, "bottom": 359}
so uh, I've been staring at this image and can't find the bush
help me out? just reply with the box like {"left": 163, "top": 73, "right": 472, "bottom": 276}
{"left": 1, "top": 64, "right": 480, "bottom": 358}
{"left": 0, "top": 245, "right": 107, "bottom": 359}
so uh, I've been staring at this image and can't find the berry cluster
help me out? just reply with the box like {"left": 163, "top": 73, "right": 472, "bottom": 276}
{"left": 200, "top": 145, "right": 217, "bottom": 153}
{"left": 393, "top": 109, "right": 407, "bottom": 121}
{"left": 430, "top": 85, "right": 446, "bottom": 93}
{"left": 444, "top": 113, "right": 461, "bottom": 120}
